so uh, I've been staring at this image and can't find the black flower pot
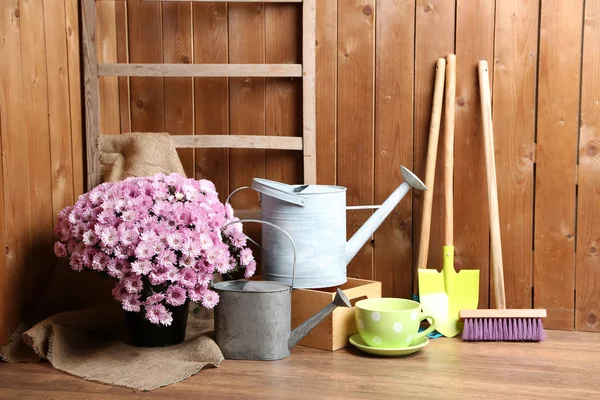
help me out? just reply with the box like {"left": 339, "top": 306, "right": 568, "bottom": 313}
{"left": 124, "top": 301, "right": 190, "bottom": 347}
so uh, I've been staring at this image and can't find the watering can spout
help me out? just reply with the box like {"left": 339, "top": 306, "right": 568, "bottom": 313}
{"left": 288, "top": 289, "right": 351, "bottom": 350}
{"left": 345, "top": 166, "right": 427, "bottom": 265}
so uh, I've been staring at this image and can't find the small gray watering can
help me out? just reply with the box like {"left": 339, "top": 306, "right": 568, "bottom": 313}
{"left": 227, "top": 166, "right": 427, "bottom": 288}
{"left": 212, "top": 219, "right": 351, "bottom": 361}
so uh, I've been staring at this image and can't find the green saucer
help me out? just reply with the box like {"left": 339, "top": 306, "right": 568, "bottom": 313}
{"left": 349, "top": 334, "right": 429, "bottom": 357}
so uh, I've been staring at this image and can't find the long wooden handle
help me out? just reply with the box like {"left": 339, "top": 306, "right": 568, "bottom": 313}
{"left": 416, "top": 58, "right": 446, "bottom": 270}
{"left": 478, "top": 60, "right": 506, "bottom": 309}
{"left": 444, "top": 54, "right": 456, "bottom": 246}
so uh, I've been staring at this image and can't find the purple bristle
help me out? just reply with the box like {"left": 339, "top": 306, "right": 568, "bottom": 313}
{"left": 461, "top": 318, "right": 546, "bottom": 342}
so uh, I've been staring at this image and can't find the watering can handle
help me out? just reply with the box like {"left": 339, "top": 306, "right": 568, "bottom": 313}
{"left": 220, "top": 219, "right": 298, "bottom": 289}
{"left": 225, "top": 181, "right": 307, "bottom": 208}
{"left": 251, "top": 179, "right": 307, "bottom": 207}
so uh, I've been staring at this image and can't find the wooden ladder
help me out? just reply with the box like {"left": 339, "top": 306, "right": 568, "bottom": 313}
{"left": 81, "top": 0, "right": 317, "bottom": 191}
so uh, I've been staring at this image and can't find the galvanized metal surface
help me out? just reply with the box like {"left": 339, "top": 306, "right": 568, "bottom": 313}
{"left": 258, "top": 181, "right": 348, "bottom": 288}
{"left": 245, "top": 166, "right": 426, "bottom": 288}
{"left": 213, "top": 221, "right": 351, "bottom": 361}
{"left": 213, "top": 281, "right": 294, "bottom": 360}
{"left": 213, "top": 282, "right": 351, "bottom": 361}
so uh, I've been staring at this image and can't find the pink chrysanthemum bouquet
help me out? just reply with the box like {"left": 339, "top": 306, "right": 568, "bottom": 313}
{"left": 53, "top": 173, "right": 256, "bottom": 326}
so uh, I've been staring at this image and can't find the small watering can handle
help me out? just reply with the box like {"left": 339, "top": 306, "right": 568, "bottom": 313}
{"left": 225, "top": 186, "right": 252, "bottom": 206}
{"left": 220, "top": 219, "right": 298, "bottom": 289}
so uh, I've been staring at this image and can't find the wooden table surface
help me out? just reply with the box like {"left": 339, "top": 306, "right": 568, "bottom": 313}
{"left": 1, "top": 330, "right": 599, "bottom": 400}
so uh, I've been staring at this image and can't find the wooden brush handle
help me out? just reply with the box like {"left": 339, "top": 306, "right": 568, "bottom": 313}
{"left": 478, "top": 60, "right": 507, "bottom": 309}
{"left": 416, "top": 58, "right": 446, "bottom": 269}
{"left": 444, "top": 54, "right": 456, "bottom": 246}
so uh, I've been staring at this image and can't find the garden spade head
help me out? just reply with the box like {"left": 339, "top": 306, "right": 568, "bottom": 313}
{"left": 418, "top": 246, "right": 479, "bottom": 338}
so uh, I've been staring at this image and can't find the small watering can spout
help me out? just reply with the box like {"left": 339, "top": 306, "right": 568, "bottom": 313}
{"left": 288, "top": 289, "right": 351, "bottom": 350}
{"left": 345, "top": 166, "right": 427, "bottom": 265}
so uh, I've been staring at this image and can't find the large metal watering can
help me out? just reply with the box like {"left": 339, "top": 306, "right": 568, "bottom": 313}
{"left": 227, "top": 166, "right": 427, "bottom": 288}
{"left": 212, "top": 220, "right": 351, "bottom": 360}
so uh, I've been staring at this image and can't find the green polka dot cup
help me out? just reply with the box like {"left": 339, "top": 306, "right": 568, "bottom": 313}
{"left": 354, "top": 298, "right": 437, "bottom": 348}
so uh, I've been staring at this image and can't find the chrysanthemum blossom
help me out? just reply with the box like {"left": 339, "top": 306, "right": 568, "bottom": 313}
{"left": 53, "top": 173, "right": 255, "bottom": 325}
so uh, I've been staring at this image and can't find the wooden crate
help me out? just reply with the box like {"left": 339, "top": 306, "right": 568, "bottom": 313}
{"left": 290, "top": 278, "right": 382, "bottom": 351}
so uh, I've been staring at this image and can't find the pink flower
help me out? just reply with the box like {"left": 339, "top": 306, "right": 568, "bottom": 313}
{"left": 198, "top": 233, "right": 213, "bottom": 250}
{"left": 81, "top": 248, "right": 95, "bottom": 268}
{"left": 157, "top": 249, "right": 177, "bottom": 268}
{"left": 166, "top": 285, "right": 187, "bottom": 307}
{"left": 196, "top": 273, "right": 212, "bottom": 287}
{"left": 97, "top": 209, "right": 117, "bottom": 226}
{"left": 139, "top": 230, "right": 157, "bottom": 243}
{"left": 67, "top": 209, "right": 83, "bottom": 225}
{"left": 178, "top": 268, "right": 197, "bottom": 288}
{"left": 223, "top": 219, "right": 243, "bottom": 236}
{"left": 134, "top": 242, "right": 153, "bottom": 260}
{"left": 149, "top": 265, "right": 170, "bottom": 285}
{"left": 71, "top": 223, "right": 86, "bottom": 241}
{"left": 119, "top": 226, "right": 139, "bottom": 246}
{"left": 70, "top": 252, "right": 83, "bottom": 271}
{"left": 99, "top": 226, "right": 119, "bottom": 248}
{"left": 107, "top": 259, "right": 128, "bottom": 279}
{"left": 145, "top": 293, "right": 165, "bottom": 306}
{"left": 244, "top": 260, "right": 257, "bottom": 278}
{"left": 54, "top": 242, "right": 67, "bottom": 258}
{"left": 54, "top": 173, "right": 254, "bottom": 325}
{"left": 239, "top": 248, "right": 254, "bottom": 267}
{"left": 179, "top": 255, "right": 194, "bottom": 269}
{"left": 200, "top": 289, "right": 219, "bottom": 309}
{"left": 231, "top": 231, "right": 247, "bottom": 249}
{"left": 131, "top": 259, "right": 152, "bottom": 275}
{"left": 179, "top": 238, "right": 198, "bottom": 259}
{"left": 111, "top": 283, "right": 129, "bottom": 301}
{"left": 182, "top": 184, "right": 198, "bottom": 200}
{"left": 82, "top": 230, "right": 99, "bottom": 246}
{"left": 146, "top": 304, "right": 173, "bottom": 326}
{"left": 225, "top": 203, "right": 234, "bottom": 220}
{"left": 121, "top": 294, "right": 141, "bottom": 312}
{"left": 166, "top": 232, "right": 183, "bottom": 251}
{"left": 114, "top": 199, "right": 127, "bottom": 213}
{"left": 213, "top": 256, "right": 231, "bottom": 274}
{"left": 188, "top": 284, "right": 206, "bottom": 302}
{"left": 112, "top": 244, "right": 131, "bottom": 260}
{"left": 198, "top": 179, "right": 216, "bottom": 194}
{"left": 123, "top": 274, "right": 143, "bottom": 294}
{"left": 91, "top": 252, "right": 109, "bottom": 272}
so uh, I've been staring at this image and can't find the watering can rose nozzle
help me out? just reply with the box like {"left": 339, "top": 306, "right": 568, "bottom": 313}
{"left": 288, "top": 289, "right": 351, "bottom": 350}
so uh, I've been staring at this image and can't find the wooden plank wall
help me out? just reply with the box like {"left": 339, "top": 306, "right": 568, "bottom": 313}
{"left": 1, "top": 0, "right": 600, "bottom": 344}
{"left": 0, "top": 0, "right": 83, "bottom": 344}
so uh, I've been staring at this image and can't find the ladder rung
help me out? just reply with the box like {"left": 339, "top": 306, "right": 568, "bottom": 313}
{"left": 141, "top": 0, "right": 302, "bottom": 2}
{"left": 98, "top": 63, "right": 302, "bottom": 78}
{"left": 171, "top": 135, "right": 303, "bottom": 150}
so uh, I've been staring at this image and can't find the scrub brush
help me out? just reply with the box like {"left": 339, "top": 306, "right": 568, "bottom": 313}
{"left": 459, "top": 60, "right": 546, "bottom": 342}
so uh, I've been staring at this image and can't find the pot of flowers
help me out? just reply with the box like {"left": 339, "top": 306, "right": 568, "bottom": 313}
{"left": 53, "top": 173, "right": 256, "bottom": 347}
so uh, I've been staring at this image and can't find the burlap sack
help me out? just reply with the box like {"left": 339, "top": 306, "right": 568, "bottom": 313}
{"left": 0, "top": 132, "right": 223, "bottom": 391}
{"left": 1, "top": 308, "right": 222, "bottom": 391}
{"left": 98, "top": 132, "right": 186, "bottom": 182}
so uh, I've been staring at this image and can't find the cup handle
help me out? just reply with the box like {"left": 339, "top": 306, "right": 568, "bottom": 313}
{"left": 412, "top": 313, "right": 437, "bottom": 343}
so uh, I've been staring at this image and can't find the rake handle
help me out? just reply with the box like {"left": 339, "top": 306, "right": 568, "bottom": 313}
{"left": 444, "top": 54, "right": 456, "bottom": 245}
{"left": 478, "top": 60, "right": 507, "bottom": 310}
{"left": 416, "top": 58, "right": 446, "bottom": 269}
